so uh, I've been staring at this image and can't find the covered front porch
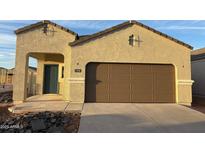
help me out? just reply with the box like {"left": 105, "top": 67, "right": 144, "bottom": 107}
{"left": 11, "top": 51, "right": 81, "bottom": 113}
{"left": 13, "top": 51, "right": 68, "bottom": 102}
{"left": 29, "top": 52, "right": 65, "bottom": 97}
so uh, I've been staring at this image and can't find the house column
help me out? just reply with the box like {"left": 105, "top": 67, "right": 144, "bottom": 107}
{"left": 69, "top": 59, "right": 85, "bottom": 104}
{"left": 36, "top": 59, "right": 44, "bottom": 95}
{"left": 177, "top": 80, "right": 194, "bottom": 106}
{"left": 13, "top": 50, "right": 28, "bottom": 104}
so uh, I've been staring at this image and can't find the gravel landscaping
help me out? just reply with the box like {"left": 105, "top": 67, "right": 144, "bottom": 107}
{"left": 0, "top": 104, "right": 14, "bottom": 123}
{"left": 0, "top": 105, "right": 81, "bottom": 133}
{"left": 0, "top": 91, "right": 81, "bottom": 133}
{"left": 0, "top": 91, "right": 13, "bottom": 103}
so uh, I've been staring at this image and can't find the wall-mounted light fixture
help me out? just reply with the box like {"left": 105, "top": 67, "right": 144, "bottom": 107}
{"left": 42, "top": 24, "right": 56, "bottom": 36}
{"left": 129, "top": 34, "right": 143, "bottom": 47}
{"left": 129, "top": 34, "right": 135, "bottom": 46}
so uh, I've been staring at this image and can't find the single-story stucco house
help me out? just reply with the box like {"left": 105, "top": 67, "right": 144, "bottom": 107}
{"left": 0, "top": 67, "right": 14, "bottom": 84}
{"left": 0, "top": 67, "right": 36, "bottom": 93}
{"left": 13, "top": 20, "right": 194, "bottom": 110}
{"left": 191, "top": 48, "right": 205, "bottom": 97}
{"left": 0, "top": 67, "right": 8, "bottom": 84}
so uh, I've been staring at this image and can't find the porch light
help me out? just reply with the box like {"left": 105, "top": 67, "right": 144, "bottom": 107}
{"left": 129, "top": 34, "right": 135, "bottom": 46}
{"left": 129, "top": 34, "right": 143, "bottom": 47}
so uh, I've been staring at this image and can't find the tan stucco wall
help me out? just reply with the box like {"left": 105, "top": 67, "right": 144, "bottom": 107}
{"left": 70, "top": 24, "right": 193, "bottom": 105}
{"left": 13, "top": 24, "right": 75, "bottom": 103}
{"left": 192, "top": 59, "right": 205, "bottom": 96}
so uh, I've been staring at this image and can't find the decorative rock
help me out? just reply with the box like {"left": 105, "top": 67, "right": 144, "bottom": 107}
{"left": 8, "top": 120, "right": 14, "bottom": 125}
{"left": 48, "top": 126, "right": 64, "bottom": 133}
{"left": 50, "top": 113, "right": 55, "bottom": 118}
{"left": 22, "top": 121, "right": 29, "bottom": 128}
{"left": 51, "top": 118, "right": 56, "bottom": 123}
{"left": 0, "top": 110, "right": 80, "bottom": 133}
{"left": 31, "top": 119, "right": 46, "bottom": 131}
{"left": 8, "top": 129, "right": 14, "bottom": 133}
{"left": 25, "top": 129, "right": 32, "bottom": 133}
{"left": 62, "top": 117, "right": 70, "bottom": 124}
{"left": 64, "top": 124, "right": 75, "bottom": 132}
{"left": 19, "top": 130, "right": 24, "bottom": 133}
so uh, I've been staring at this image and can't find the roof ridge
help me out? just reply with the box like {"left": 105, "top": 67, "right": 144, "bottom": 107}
{"left": 70, "top": 21, "right": 132, "bottom": 46}
{"left": 15, "top": 20, "right": 78, "bottom": 36}
{"left": 70, "top": 20, "right": 193, "bottom": 49}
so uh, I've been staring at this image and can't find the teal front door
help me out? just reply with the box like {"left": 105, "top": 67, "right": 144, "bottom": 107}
{"left": 43, "top": 65, "right": 58, "bottom": 94}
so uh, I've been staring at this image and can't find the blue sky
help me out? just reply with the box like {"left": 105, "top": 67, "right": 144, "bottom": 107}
{"left": 1, "top": 20, "right": 205, "bottom": 69}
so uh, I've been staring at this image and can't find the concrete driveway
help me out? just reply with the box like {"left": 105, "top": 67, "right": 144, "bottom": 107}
{"left": 79, "top": 103, "right": 205, "bottom": 133}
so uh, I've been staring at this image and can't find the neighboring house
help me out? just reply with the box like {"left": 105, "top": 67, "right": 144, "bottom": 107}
{"left": 0, "top": 67, "right": 8, "bottom": 84}
{"left": 191, "top": 48, "right": 205, "bottom": 97}
{"left": 0, "top": 67, "right": 14, "bottom": 85}
{"left": 0, "top": 67, "right": 36, "bottom": 96}
{"left": 13, "top": 20, "right": 193, "bottom": 107}
{"left": 6, "top": 68, "right": 14, "bottom": 84}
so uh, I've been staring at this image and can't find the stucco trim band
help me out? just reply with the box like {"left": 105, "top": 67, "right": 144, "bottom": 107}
{"left": 177, "top": 80, "right": 194, "bottom": 85}
{"left": 68, "top": 78, "right": 85, "bottom": 83}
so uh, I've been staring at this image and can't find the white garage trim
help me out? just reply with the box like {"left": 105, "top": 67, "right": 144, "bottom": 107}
{"left": 177, "top": 80, "right": 194, "bottom": 85}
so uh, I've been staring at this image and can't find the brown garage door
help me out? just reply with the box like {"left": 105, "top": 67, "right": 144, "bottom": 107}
{"left": 85, "top": 63, "right": 175, "bottom": 103}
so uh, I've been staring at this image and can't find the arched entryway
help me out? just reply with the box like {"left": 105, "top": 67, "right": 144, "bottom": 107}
{"left": 26, "top": 52, "right": 65, "bottom": 101}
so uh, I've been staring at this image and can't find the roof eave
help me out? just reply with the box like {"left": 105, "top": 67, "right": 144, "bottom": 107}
{"left": 15, "top": 20, "right": 78, "bottom": 36}
{"left": 70, "top": 20, "right": 193, "bottom": 50}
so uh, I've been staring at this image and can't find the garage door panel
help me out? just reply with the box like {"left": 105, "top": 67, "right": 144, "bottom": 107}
{"left": 131, "top": 82, "right": 153, "bottom": 102}
{"left": 109, "top": 83, "right": 131, "bottom": 102}
{"left": 96, "top": 64, "right": 109, "bottom": 81}
{"left": 153, "top": 65, "right": 175, "bottom": 102}
{"left": 131, "top": 89, "right": 153, "bottom": 102}
{"left": 86, "top": 83, "right": 109, "bottom": 102}
{"left": 131, "top": 65, "right": 153, "bottom": 102}
{"left": 86, "top": 64, "right": 97, "bottom": 82}
{"left": 109, "top": 64, "right": 130, "bottom": 81}
{"left": 109, "top": 64, "right": 131, "bottom": 102}
{"left": 85, "top": 63, "right": 109, "bottom": 102}
{"left": 85, "top": 63, "right": 175, "bottom": 103}
{"left": 131, "top": 64, "right": 152, "bottom": 102}
{"left": 155, "top": 93, "right": 174, "bottom": 102}
{"left": 85, "top": 84, "right": 96, "bottom": 102}
{"left": 95, "top": 83, "right": 109, "bottom": 102}
{"left": 131, "top": 64, "right": 152, "bottom": 74}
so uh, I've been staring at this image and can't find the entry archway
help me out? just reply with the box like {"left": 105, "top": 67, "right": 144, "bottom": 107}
{"left": 26, "top": 52, "right": 65, "bottom": 100}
